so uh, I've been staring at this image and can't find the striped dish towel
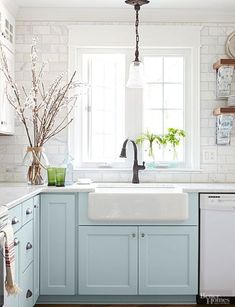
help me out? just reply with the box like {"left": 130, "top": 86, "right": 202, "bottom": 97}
{"left": 1, "top": 221, "right": 20, "bottom": 295}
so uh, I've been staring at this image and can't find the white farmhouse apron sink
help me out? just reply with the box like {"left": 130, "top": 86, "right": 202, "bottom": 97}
{"left": 88, "top": 185, "right": 188, "bottom": 222}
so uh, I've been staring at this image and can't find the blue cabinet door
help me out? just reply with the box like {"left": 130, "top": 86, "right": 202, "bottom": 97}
{"left": 139, "top": 226, "right": 198, "bottom": 295}
{"left": 19, "top": 263, "right": 34, "bottom": 307}
{"left": 33, "top": 195, "right": 40, "bottom": 304}
{"left": 78, "top": 226, "right": 138, "bottom": 295}
{"left": 40, "top": 194, "right": 75, "bottom": 295}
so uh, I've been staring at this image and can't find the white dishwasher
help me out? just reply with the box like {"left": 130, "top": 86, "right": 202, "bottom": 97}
{"left": 200, "top": 193, "right": 235, "bottom": 302}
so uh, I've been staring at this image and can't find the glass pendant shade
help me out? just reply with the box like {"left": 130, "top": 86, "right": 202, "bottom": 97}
{"left": 126, "top": 61, "right": 145, "bottom": 88}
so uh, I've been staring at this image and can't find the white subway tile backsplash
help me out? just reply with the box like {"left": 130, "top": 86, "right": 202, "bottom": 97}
{"left": 0, "top": 22, "right": 235, "bottom": 183}
{"left": 33, "top": 25, "right": 51, "bottom": 35}
{"left": 191, "top": 173, "right": 209, "bottom": 183}
{"left": 42, "top": 35, "right": 61, "bottom": 44}
{"left": 201, "top": 26, "right": 209, "bottom": 36}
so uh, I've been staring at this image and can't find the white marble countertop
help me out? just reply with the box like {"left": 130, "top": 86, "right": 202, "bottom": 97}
{"left": 0, "top": 183, "right": 96, "bottom": 209}
{"left": 1, "top": 182, "right": 235, "bottom": 209}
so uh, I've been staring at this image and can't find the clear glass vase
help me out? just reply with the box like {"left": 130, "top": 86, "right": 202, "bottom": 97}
{"left": 23, "top": 147, "right": 49, "bottom": 185}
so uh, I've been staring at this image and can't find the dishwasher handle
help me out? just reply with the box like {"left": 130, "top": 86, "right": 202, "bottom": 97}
{"left": 201, "top": 201, "right": 235, "bottom": 211}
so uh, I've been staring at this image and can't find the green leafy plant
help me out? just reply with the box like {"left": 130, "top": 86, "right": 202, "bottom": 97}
{"left": 136, "top": 128, "right": 186, "bottom": 162}
{"left": 136, "top": 131, "right": 161, "bottom": 160}
{"left": 164, "top": 128, "right": 186, "bottom": 160}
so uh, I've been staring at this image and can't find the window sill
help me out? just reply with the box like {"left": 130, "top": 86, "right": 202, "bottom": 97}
{"left": 74, "top": 167, "right": 202, "bottom": 174}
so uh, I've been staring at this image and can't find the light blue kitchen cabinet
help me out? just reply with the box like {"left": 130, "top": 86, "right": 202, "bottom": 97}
{"left": 4, "top": 196, "right": 35, "bottom": 307}
{"left": 33, "top": 195, "right": 40, "bottom": 304}
{"left": 139, "top": 226, "right": 198, "bottom": 295}
{"left": 78, "top": 226, "right": 138, "bottom": 295}
{"left": 20, "top": 219, "right": 33, "bottom": 273}
{"left": 40, "top": 194, "right": 75, "bottom": 295}
{"left": 19, "top": 263, "right": 34, "bottom": 307}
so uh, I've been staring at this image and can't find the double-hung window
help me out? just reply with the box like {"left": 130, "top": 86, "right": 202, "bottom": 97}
{"left": 80, "top": 51, "right": 125, "bottom": 164}
{"left": 69, "top": 25, "right": 200, "bottom": 170}
{"left": 143, "top": 51, "right": 187, "bottom": 164}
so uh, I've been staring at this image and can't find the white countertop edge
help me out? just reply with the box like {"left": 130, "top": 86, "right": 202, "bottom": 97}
{"left": 2, "top": 182, "right": 235, "bottom": 209}
{"left": 2, "top": 184, "right": 96, "bottom": 209}
{"left": 6, "top": 189, "right": 43, "bottom": 209}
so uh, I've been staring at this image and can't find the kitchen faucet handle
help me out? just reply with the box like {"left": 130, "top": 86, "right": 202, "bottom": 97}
{"left": 139, "top": 161, "right": 145, "bottom": 170}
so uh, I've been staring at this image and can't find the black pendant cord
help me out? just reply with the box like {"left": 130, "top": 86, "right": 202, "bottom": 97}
{"left": 134, "top": 4, "right": 140, "bottom": 62}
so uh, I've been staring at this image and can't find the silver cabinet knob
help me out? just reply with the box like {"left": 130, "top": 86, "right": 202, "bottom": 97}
{"left": 12, "top": 217, "right": 19, "bottom": 225}
{"left": 26, "top": 208, "right": 32, "bottom": 215}
{"left": 132, "top": 233, "right": 136, "bottom": 238}
{"left": 14, "top": 238, "right": 20, "bottom": 246}
{"left": 26, "top": 242, "right": 33, "bottom": 250}
{"left": 141, "top": 233, "right": 145, "bottom": 238}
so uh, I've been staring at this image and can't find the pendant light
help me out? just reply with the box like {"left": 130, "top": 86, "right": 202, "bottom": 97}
{"left": 126, "top": 0, "right": 149, "bottom": 88}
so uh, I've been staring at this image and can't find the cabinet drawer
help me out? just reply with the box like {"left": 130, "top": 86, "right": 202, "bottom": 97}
{"left": 22, "top": 198, "right": 34, "bottom": 226}
{"left": 19, "top": 263, "right": 34, "bottom": 307}
{"left": 20, "top": 220, "right": 33, "bottom": 272}
{"left": 9, "top": 204, "right": 22, "bottom": 233}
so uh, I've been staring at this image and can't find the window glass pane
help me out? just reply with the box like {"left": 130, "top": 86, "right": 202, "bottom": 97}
{"left": 91, "top": 134, "right": 104, "bottom": 159}
{"left": 143, "top": 54, "right": 185, "bottom": 164}
{"left": 144, "top": 110, "right": 163, "bottom": 134}
{"left": 144, "top": 84, "right": 163, "bottom": 109}
{"left": 91, "top": 87, "right": 105, "bottom": 110}
{"left": 144, "top": 57, "right": 163, "bottom": 82}
{"left": 92, "top": 110, "right": 105, "bottom": 134}
{"left": 164, "top": 57, "right": 183, "bottom": 83}
{"left": 104, "top": 135, "right": 115, "bottom": 159}
{"left": 91, "top": 60, "right": 104, "bottom": 85}
{"left": 82, "top": 53, "right": 125, "bottom": 162}
{"left": 164, "top": 84, "right": 183, "bottom": 109}
{"left": 143, "top": 142, "right": 163, "bottom": 162}
{"left": 164, "top": 143, "right": 184, "bottom": 162}
{"left": 164, "top": 110, "right": 184, "bottom": 133}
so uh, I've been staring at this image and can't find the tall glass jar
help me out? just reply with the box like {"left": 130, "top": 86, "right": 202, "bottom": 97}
{"left": 23, "top": 147, "right": 49, "bottom": 185}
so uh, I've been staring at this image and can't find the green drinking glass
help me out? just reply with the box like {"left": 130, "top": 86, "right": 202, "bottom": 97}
{"left": 55, "top": 168, "right": 66, "bottom": 187}
{"left": 47, "top": 167, "right": 57, "bottom": 186}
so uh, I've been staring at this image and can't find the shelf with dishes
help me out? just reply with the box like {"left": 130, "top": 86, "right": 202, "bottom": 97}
{"left": 213, "top": 59, "right": 235, "bottom": 145}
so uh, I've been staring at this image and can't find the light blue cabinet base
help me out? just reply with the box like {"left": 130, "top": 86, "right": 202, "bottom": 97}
{"left": 40, "top": 194, "right": 76, "bottom": 295}
{"left": 37, "top": 295, "right": 197, "bottom": 304}
{"left": 78, "top": 226, "right": 138, "bottom": 295}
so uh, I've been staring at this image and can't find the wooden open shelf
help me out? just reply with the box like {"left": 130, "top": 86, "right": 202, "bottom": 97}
{"left": 213, "top": 59, "right": 235, "bottom": 70}
{"left": 213, "top": 107, "right": 235, "bottom": 116}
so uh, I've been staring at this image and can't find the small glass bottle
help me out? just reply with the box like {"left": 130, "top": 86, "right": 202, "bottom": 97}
{"left": 63, "top": 154, "right": 74, "bottom": 185}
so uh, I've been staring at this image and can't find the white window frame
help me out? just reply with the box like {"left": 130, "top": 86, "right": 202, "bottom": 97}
{"left": 68, "top": 25, "right": 201, "bottom": 170}
{"left": 70, "top": 49, "right": 127, "bottom": 168}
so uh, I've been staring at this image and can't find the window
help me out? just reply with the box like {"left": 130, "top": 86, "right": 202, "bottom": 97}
{"left": 143, "top": 55, "right": 185, "bottom": 163}
{"left": 81, "top": 53, "right": 125, "bottom": 163}
{"left": 69, "top": 25, "right": 200, "bottom": 170}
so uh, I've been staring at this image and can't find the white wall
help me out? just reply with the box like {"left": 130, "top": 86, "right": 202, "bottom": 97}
{"left": 0, "top": 20, "right": 235, "bottom": 183}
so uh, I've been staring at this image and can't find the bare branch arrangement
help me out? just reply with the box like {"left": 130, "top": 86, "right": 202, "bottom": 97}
{"left": 0, "top": 39, "right": 85, "bottom": 184}
{"left": 0, "top": 39, "right": 84, "bottom": 147}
